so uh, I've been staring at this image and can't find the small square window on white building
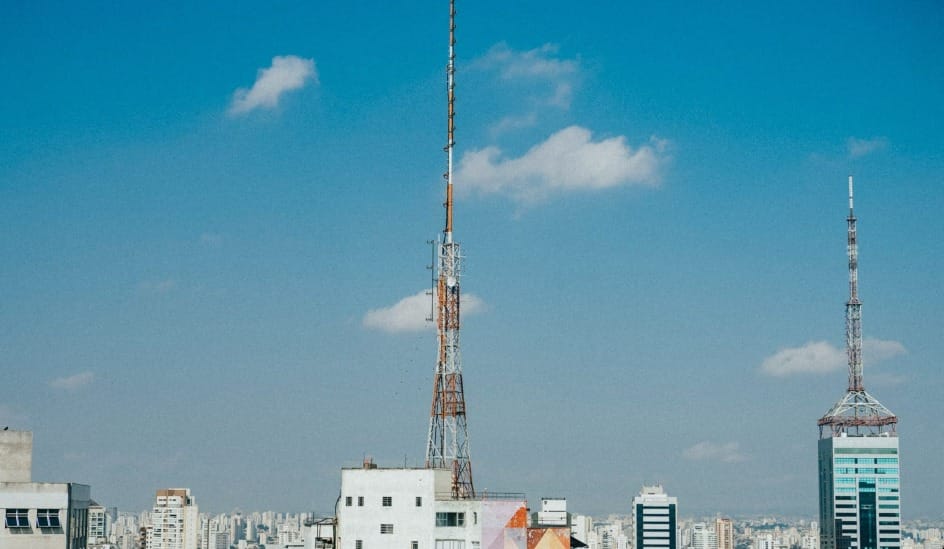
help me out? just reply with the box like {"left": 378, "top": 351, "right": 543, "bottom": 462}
{"left": 382, "top": 496, "right": 392, "bottom": 507}
{"left": 5, "top": 509, "right": 29, "bottom": 529}
{"left": 36, "top": 509, "right": 62, "bottom": 529}
{"left": 355, "top": 540, "right": 363, "bottom": 549}
{"left": 380, "top": 523, "right": 394, "bottom": 534}
{"left": 435, "top": 512, "right": 465, "bottom": 527}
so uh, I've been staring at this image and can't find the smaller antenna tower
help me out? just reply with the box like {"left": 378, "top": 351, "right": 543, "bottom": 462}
{"left": 818, "top": 176, "right": 897, "bottom": 438}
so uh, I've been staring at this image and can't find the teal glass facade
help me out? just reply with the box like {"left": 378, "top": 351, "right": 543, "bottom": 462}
{"left": 819, "top": 437, "right": 901, "bottom": 549}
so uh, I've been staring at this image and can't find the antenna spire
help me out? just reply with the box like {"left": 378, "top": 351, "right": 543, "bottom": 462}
{"left": 444, "top": 0, "right": 456, "bottom": 240}
{"left": 818, "top": 176, "right": 897, "bottom": 437}
{"left": 846, "top": 175, "right": 862, "bottom": 391}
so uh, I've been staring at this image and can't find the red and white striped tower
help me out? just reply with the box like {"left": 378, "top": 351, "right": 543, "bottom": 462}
{"left": 425, "top": 0, "right": 475, "bottom": 499}
{"left": 818, "top": 176, "right": 897, "bottom": 437}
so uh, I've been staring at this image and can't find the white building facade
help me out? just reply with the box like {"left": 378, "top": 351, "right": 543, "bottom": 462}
{"left": 0, "top": 430, "right": 92, "bottom": 549}
{"left": 147, "top": 489, "right": 199, "bottom": 549}
{"left": 692, "top": 523, "right": 718, "bottom": 549}
{"left": 336, "top": 465, "right": 527, "bottom": 549}
{"left": 87, "top": 502, "right": 111, "bottom": 545}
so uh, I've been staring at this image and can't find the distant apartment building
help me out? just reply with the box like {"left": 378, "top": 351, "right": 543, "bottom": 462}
{"left": 206, "top": 531, "right": 230, "bottom": 549}
{"left": 755, "top": 533, "right": 774, "bottom": 549}
{"left": 0, "top": 429, "right": 92, "bottom": 549}
{"left": 801, "top": 522, "right": 820, "bottom": 549}
{"left": 716, "top": 518, "right": 734, "bottom": 549}
{"left": 692, "top": 523, "right": 718, "bottom": 549}
{"left": 201, "top": 516, "right": 230, "bottom": 549}
{"left": 147, "top": 488, "right": 198, "bottom": 549}
{"left": 632, "top": 485, "right": 677, "bottom": 549}
{"left": 87, "top": 501, "right": 111, "bottom": 545}
{"left": 571, "top": 515, "right": 592, "bottom": 547}
{"left": 593, "top": 520, "right": 628, "bottom": 549}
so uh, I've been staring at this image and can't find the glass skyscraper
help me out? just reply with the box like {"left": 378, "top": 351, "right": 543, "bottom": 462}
{"left": 818, "top": 435, "right": 901, "bottom": 549}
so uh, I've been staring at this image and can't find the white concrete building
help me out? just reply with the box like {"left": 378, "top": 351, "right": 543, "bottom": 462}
{"left": 88, "top": 502, "right": 111, "bottom": 545}
{"left": 536, "top": 498, "right": 568, "bottom": 527}
{"left": 147, "top": 488, "right": 199, "bottom": 549}
{"left": 336, "top": 464, "right": 528, "bottom": 549}
{"left": 0, "top": 429, "right": 92, "bottom": 549}
{"left": 692, "top": 523, "right": 718, "bottom": 549}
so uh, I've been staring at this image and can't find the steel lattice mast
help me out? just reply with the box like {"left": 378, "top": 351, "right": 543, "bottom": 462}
{"left": 425, "top": 0, "right": 474, "bottom": 499}
{"left": 818, "top": 176, "right": 897, "bottom": 438}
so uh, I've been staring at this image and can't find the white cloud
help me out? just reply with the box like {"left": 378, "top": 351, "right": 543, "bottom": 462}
{"left": 474, "top": 43, "right": 579, "bottom": 110}
{"left": 363, "top": 289, "right": 486, "bottom": 333}
{"left": 682, "top": 441, "right": 747, "bottom": 463}
{"left": 863, "top": 338, "right": 907, "bottom": 362}
{"left": 229, "top": 55, "right": 317, "bottom": 115}
{"left": 456, "top": 126, "right": 666, "bottom": 204}
{"left": 847, "top": 137, "right": 888, "bottom": 158}
{"left": 760, "top": 340, "right": 845, "bottom": 377}
{"left": 489, "top": 113, "right": 539, "bottom": 136}
{"left": 49, "top": 371, "right": 94, "bottom": 390}
{"left": 480, "top": 43, "right": 578, "bottom": 79}
{"left": 760, "top": 338, "right": 906, "bottom": 377}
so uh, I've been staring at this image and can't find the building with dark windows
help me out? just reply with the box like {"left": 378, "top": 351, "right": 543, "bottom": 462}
{"left": 818, "top": 436, "right": 901, "bottom": 549}
{"left": 632, "top": 485, "right": 677, "bottom": 549}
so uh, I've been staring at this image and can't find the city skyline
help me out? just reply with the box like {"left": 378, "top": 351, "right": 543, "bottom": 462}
{"left": 2, "top": 1, "right": 942, "bottom": 517}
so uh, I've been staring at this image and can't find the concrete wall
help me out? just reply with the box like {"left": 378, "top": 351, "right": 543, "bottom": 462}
{"left": 337, "top": 467, "right": 530, "bottom": 549}
{"left": 338, "top": 467, "right": 441, "bottom": 548}
{"left": 0, "top": 483, "right": 70, "bottom": 549}
{"left": 0, "top": 481, "right": 69, "bottom": 508}
{"left": 0, "top": 430, "right": 33, "bottom": 482}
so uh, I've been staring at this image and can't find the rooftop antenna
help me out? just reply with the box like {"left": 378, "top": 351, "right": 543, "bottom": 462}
{"left": 425, "top": 0, "right": 475, "bottom": 499}
{"left": 818, "top": 176, "right": 897, "bottom": 437}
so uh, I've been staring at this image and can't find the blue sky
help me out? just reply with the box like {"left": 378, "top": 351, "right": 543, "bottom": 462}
{"left": 1, "top": 1, "right": 942, "bottom": 517}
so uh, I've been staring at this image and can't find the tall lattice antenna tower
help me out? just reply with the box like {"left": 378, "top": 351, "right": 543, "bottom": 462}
{"left": 425, "top": 0, "right": 475, "bottom": 499}
{"left": 818, "top": 176, "right": 897, "bottom": 438}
